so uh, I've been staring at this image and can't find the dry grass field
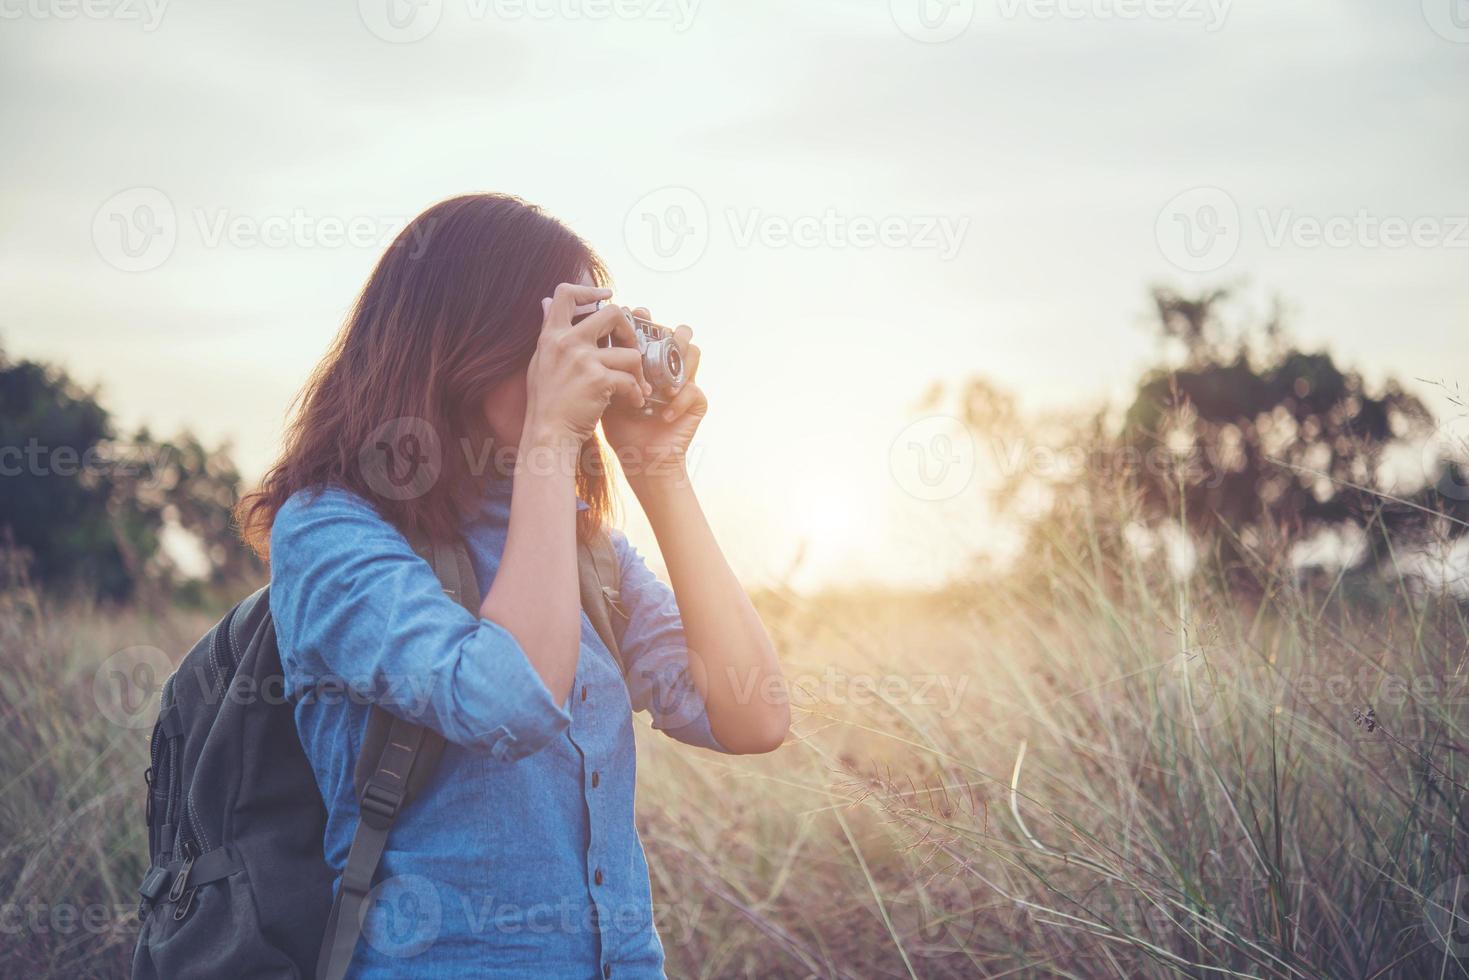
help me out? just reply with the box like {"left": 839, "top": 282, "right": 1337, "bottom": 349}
{"left": 3, "top": 501, "right": 1468, "bottom": 978}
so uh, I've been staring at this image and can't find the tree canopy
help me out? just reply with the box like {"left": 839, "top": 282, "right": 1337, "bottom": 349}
{"left": 0, "top": 347, "right": 251, "bottom": 600}
{"left": 955, "top": 288, "right": 1468, "bottom": 584}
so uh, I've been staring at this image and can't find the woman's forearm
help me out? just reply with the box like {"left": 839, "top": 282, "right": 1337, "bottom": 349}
{"left": 629, "top": 471, "right": 789, "bottom": 753}
{"left": 479, "top": 428, "right": 582, "bottom": 705}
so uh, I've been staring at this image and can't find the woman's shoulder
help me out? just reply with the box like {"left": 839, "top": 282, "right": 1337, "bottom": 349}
{"left": 278, "top": 484, "right": 380, "bottom": 519}
{"left": 606, "top": 529, "right": 661, "bottom": 591}
{"left": 272, "top": 485, "right": 395, "bottom": 550}
{"left": 607, "top": 527, "right": 634, "bottom": 564}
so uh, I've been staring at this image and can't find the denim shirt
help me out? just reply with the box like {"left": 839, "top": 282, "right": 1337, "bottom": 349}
{"left": 269, "top": 482, "right": 729, "bottom": 978}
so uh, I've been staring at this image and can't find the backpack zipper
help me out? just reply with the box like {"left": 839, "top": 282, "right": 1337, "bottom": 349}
{"left": 169, "top": 837, "right": 199, "bottom": 921}
{"left": 145, "top": 677, "right": 170, "bottom": 858}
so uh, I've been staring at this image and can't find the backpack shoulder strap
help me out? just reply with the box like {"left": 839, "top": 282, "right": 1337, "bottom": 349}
{"left": 578, "top": 528, "right": 629, "bottom": 671}
{"left": 316, "top": 533, "right": 475, "bottom": 980}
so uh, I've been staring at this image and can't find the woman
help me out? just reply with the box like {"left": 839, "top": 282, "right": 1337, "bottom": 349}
{"left": 237, "top": 193, "right": 789, "bottom": 978}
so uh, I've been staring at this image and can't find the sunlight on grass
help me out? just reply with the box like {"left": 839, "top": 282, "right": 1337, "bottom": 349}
{"left": 3, "top": 491, "right": 1468, "bottom": 976}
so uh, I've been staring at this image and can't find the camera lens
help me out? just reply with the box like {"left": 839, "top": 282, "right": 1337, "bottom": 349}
{"left": 642, "top": 338, "right": 685, "bottom": 391}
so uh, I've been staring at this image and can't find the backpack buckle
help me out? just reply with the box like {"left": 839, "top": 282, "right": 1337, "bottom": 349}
{"left": 359, "top": 783, "right": 404, "bottom": 827}
{"left": 139, "top": 864, "right": 171, "bottom": 903}
{"left": 136, "top": 864, "right": 171, "bottom": 919}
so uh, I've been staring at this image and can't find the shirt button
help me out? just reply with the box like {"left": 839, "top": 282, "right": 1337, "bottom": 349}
{"left": 591, "top": 771, "right": 600, "bottom": 789}
{"left": 594, "top": 868, "right": 605, "bottom": 886}
{"left": 581, "top": 685, "right": 588, "bottom": 702}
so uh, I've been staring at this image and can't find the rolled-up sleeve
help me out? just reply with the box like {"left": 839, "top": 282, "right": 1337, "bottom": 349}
{"left": 269, "top": 488, "right": 571, "bottom": 762}
{"left": 611, "top": 531, "right": 731, "bottom": 754}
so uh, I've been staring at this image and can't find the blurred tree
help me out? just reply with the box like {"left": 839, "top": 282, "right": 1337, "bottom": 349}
{"left": 1120, "top": 287, "right": 1468, "bottom": 573}
{"left": 0, "top": 349, "right": 123, "bottom": 594}
{"left": 947, "top": 288, "right": 1469, "bottom": 583}
{"left": 0, "top": 347, "right": 252, "bottom": 600}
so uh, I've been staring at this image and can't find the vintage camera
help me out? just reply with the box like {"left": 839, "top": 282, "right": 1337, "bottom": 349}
{"left": 578, "top": 304, "right": 686, "bottom": 415}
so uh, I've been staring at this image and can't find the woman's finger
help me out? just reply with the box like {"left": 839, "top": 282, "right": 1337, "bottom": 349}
{"left": 570, "top": 300, "right": 603, "bottom": 323}
{"left": 670, "top": 326, "right": 699, "bottom": 382}
{"left": 603, "top": 366, "right": 646, "bottom": 408}
{"left": 659, "top": 381, "right": 705, "bottom": 422}
{"left": 680, "top": 341, "right": 701, "bottom": 384}
{"left": 546, "top": 283, "right": 612, "bottom": 327}
{"left": 576, "top": 303, "right": 638, "bottom": 349}
{"left": 596, "top": 346, "right": 649, "bottom": 395}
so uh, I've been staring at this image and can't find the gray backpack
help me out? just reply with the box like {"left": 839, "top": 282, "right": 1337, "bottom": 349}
{"left": 132, "top": 533, "right": 626, "bottom": 979}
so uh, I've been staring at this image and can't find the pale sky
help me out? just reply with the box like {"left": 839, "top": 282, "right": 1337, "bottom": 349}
{"left": 2, "top": 0, "right": 1466, "bottom": 588}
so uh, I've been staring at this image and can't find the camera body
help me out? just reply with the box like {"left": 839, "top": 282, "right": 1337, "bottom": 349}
{"left": 592, "top": 307, "right": 686, "bottom": 415}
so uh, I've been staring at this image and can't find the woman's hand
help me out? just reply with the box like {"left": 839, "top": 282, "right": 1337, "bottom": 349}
{"left": 524, "top": 284, "right": 649, "bottom": 447}
{"left": 601, "top": 308, "right": 704, "bottom": 485}
{"left": 485, "top": 281, "right": 651, "bottom": 707}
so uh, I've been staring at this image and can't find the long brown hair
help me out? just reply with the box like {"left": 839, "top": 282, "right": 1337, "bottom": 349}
{"left": 236, "top": 193, "right": 611, "bottom": 558}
